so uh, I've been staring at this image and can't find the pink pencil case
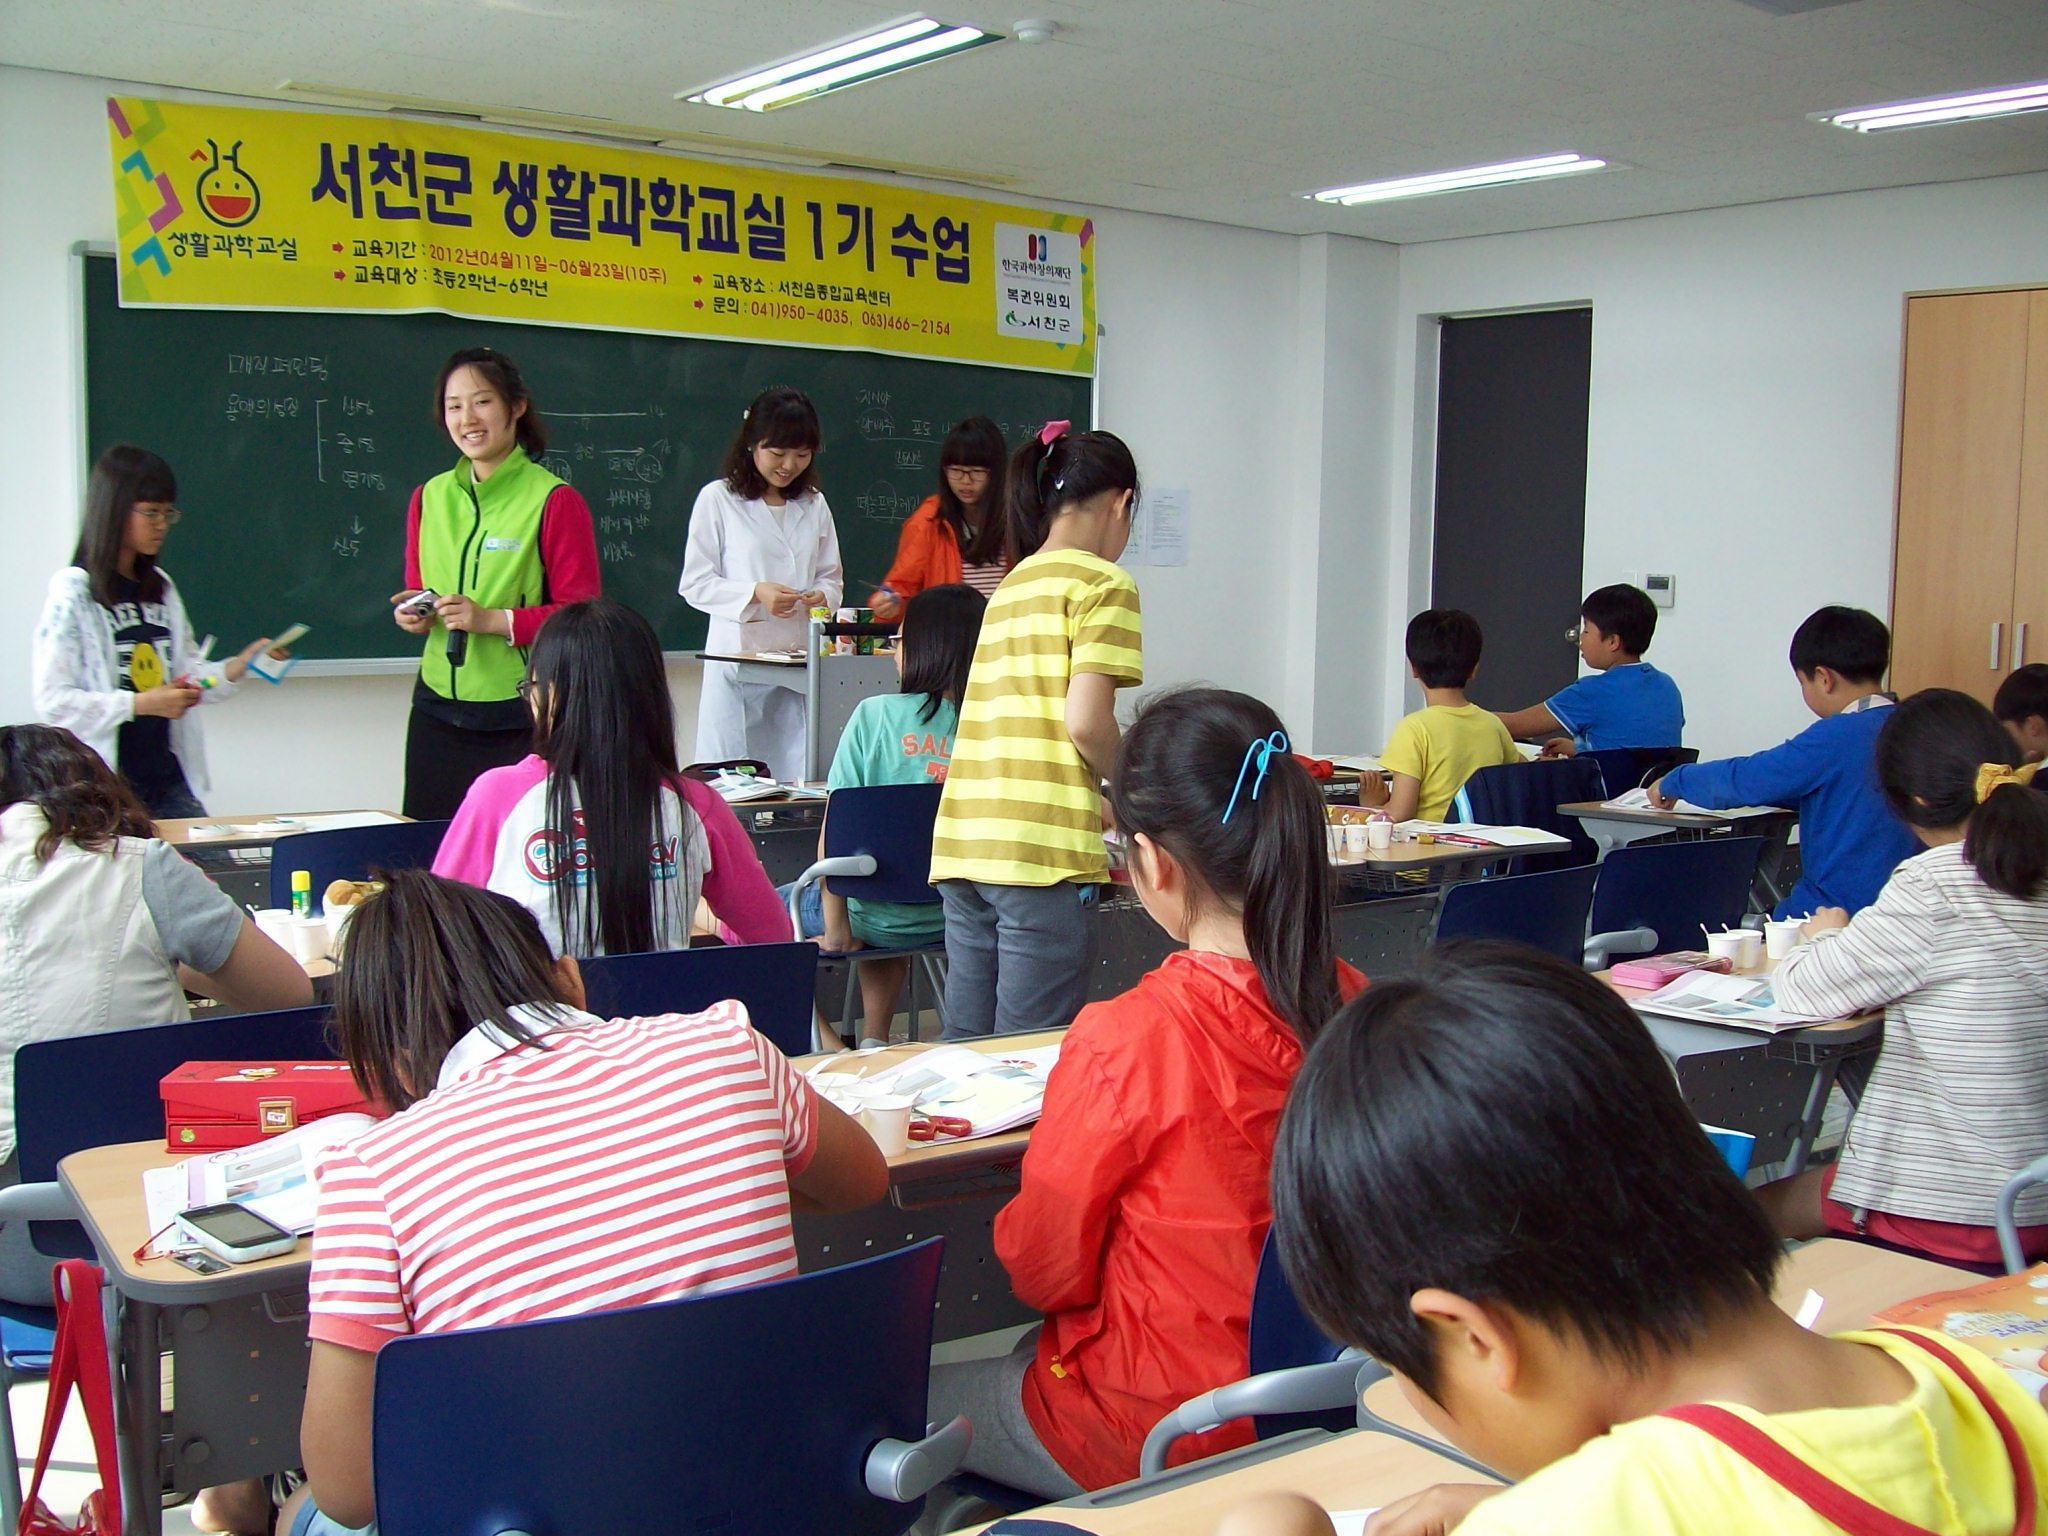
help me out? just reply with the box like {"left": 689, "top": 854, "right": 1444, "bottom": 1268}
{"left": 1611, "top": 953, "right": 1734, "bottom": 988}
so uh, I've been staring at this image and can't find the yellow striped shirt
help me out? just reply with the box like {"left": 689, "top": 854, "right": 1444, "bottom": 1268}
{"left": 930, "top": 550, "right": 1143, "bottom": 886}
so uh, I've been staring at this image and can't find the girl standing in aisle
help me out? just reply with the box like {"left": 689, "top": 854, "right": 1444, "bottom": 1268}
{"left": 869, "top": 414, "right": 1009, "bottom": 619}
{"left": 929, "top": 422, "right": 1142, "bottom": 1037}
{"left": 679, "top": 387, "right": 843, "bottom": 780}
{"left": 391, "top": 348, "right": 600, "bottom": 821}
{"left": 926, "top": 688, "right": 1363, "bottom": 1495}
{"left": 33, "top": 445, "right": 284, "bottom": 818}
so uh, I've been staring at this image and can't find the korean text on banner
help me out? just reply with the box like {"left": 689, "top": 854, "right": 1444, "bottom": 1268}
{"left": 106, "top": 96, "right": 1096, "bottom": 376}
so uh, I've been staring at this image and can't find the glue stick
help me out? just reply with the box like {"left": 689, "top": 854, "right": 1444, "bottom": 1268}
{"left": 291, "top": 869, "right": 313, "bottom": 919}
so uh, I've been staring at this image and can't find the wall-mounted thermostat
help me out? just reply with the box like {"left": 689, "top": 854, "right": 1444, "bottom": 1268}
{"left": 1644, "top": 573, "right": 1676, "bottom": 608}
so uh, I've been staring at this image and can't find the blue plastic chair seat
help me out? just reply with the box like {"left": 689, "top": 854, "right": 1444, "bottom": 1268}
{"left": 1433, "top": 864, "right": 1599, "bottom": 966}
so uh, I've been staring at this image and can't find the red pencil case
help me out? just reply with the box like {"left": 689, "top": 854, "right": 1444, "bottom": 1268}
{"left": 161, "top": 1061, "right": 382, "bottom": 1152}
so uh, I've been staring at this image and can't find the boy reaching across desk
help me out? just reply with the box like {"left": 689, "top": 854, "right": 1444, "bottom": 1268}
{"left": 1360, "top": 609, "right": 1521, "bottom": 823}
{"left": 1493, "top": 584, "right": 1683, "bottom": 757}
{"left": 1228, "top": 942, "right": 2048, "bottom": 1536}
{"left": 1648, "top": 606, "right": 1918, "bottom": 918}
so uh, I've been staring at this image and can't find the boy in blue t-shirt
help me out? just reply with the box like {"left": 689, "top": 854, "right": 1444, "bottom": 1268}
{"left": 1496, "top": 584, "right": 1684, "bottom": 754}
{"left": 788, "top": 583, "right": 984, "bottom": 1046}
{"left": 1650, "top": 606, "right": 1916, "bottom": 918}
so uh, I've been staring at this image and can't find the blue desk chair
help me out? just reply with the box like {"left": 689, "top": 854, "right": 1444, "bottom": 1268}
{"left": 1584, "top": 746, "right": 1699, "bottom": 797}
{"left": 1451, "top": 758, "right": 1603, "bottom": 874}
{"left": 1433, "top": 864, "right": 1599, "bottom": 965}
{"left": 1583, "top": 836, "right": 1765, "bottom": 967}
{"left": 787, "top": 783, "right": 948, "bottom": 1044}
{"left": 1139, "top": 1231, "right": 1494, "bottom": 1478}
{"left": 577, "top": 943, "right": 820, "bottom": 1058}
{"left": 371, "top": 1239, "right": 964, "bottom": 1536}
{"left": 266, "top": 820, "right": 451, "bottom": 909}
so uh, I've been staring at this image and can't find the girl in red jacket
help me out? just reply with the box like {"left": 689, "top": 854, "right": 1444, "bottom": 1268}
{"left": 869, "top": 415, "right": 1008, "bottom": 619}
{"left": 926, "top": 687, "right": 1365, "bottom": 1496}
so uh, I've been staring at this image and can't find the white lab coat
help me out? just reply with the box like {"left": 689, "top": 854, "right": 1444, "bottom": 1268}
{"left": 678, "top": 480, "right": 842, "bottom": 779}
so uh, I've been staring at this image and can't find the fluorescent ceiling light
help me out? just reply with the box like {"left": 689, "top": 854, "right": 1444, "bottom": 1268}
{"left": 1311, "top": 153, "right": 1608, "bottom": 206}
{"left": 684, "top": 17, "right": 1001, "bottom": 112}
{"left": 1820, "top": 79, "right": 2048, "bottom": 132}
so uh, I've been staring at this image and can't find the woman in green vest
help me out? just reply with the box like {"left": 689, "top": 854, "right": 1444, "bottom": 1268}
{"left": 391, "top": 348, "right": 601, "bottom": 820}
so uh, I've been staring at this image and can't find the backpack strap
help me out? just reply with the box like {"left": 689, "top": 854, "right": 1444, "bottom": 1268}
{"left": 1660, "top": 1327, "right": 2034, "bottom": 1536}
{"left": 19, "top": 1261, "right": 122, "bottom": 1536}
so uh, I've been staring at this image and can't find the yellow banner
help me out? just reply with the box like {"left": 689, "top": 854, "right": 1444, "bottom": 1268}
{"left": 106, "top": 96, "right": 1095, "bottom": 374}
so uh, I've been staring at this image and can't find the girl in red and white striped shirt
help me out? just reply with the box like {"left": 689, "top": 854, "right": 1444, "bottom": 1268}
{"left": 274, "top": 870, "right": 886, "bottom": 1536}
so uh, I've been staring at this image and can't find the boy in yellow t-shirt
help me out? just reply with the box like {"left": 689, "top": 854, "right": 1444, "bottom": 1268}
{"left": 1229, "top": 944, "right": 2048, "bottom": 1536}
{"left": 1363, "top": 609, "right": 1520, "bottom": 823}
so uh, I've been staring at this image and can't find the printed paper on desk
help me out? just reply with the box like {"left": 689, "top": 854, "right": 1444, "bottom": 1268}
{"left": 1875, "top": 1264, "right": 2048, "bottom": 1402}
{"left": 184, "top": 1112, "right": 380, "bottom": 1235}
{"left": 1603, "top": 788, "right": 1783, "bottom": 818}
{"left": 1632, "top": 972, "right": 1832, "bottom": 1033}
{"left": 859, "top": 1044, "right": 1061, "bottom": 1138}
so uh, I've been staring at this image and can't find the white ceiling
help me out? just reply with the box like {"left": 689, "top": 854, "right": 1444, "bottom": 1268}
{"left": 6, "top": 0, "right": 2048, "bottom": 242}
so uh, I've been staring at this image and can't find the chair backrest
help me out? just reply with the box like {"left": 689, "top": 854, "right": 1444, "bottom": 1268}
{"left": 372, "top": 1238, "right": 945, "bottom": 1536}
{"left": 266, "top": 821, "right": 452, "bottom": 909}
{"left": 822, "top": 783, "right": 945, "bottom": 904}
{"left": 577, "top": 942, "right": 820, "bottom": 1057}
{"left": 15, "top": 1006, "right": 336, "bottom": 1258}
{"left": 1433, "top": 864, "right": 1600, "bottom": 965}
{"left": 1246, "top": 1228, "right": 1353, "bottom": 1440}
{"left": 1588, "top": 836, "right": 1766, "bottom": 962}
{"left": 1452, "top": 758, "right": 1604, "bottom": 873}
{"left": 1583, "top": 746, "right": 1699, "bottom": 798}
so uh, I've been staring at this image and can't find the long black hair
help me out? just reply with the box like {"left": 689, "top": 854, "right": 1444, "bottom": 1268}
{"left": 1005, "top": 425, "right": 1138, "bottom": 561}
{"left": 720, "top": 386, "right": 822, "bottom": 500}
{"left": 936, "top": 416, "right": 1008, "bottom": 567}
{"left": 433, "top": 347, "right": 548, "bottom": 458}
{"left": 1273, "top": 943, "right": 1780, "bottom": 1403}
{"left": 898, "top": 583, "right": 985, "bottom": 726}
{"left": 1877, "top": 688, "right": 2048, "bottom": 900}
{"left": 1109, "top": 687, "right": 1339, "bottom": 1043}
{"left": 75, "top": 445, "right": 176, "bottom": 607}
{"left": 332, "top": 868, "right": 570, "bottom": 1112}
{"left": 525, "top": 598, "right": 689, "bottom": 956}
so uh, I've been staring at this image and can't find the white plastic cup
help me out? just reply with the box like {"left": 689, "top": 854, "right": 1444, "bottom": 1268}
{"left": 1343, "top": 823, "right": 1369, "bottom": 857}
{"left": 1765, "top": 920, "right": 1806, "bottom": 960}
{"left": 253, "top": 908, "right": 295, "bottom": 949}
{"left": 287, "top": 914, "right": 331, "bottom": 965}
{"left": 325, "top": 901, "right": 358, "bottom": 956}
{"left": 1326, "top": 826, "right": 1345, "bottom": 861}
{"left": 862, "top": 1094, "right": 916, "bottom": 1157}
{"left": 1706, "top": 930, "right": 1761, "bottom": 972}
{"left": 1366, "top": 819, "right": 1393, "bottom": 851}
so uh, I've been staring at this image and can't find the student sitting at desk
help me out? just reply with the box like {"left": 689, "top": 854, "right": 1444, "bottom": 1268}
{"left": 1242, "top": 942, "right": 2048, "bottom": 1536}
{"left": 1648, "top": 606, "right": 1917, "bottom": 917}
{"left": 1996, "top": 662, "right": 2048, "bottom": 768}
{"left": 926, "top": 689, "right": 1365, "bottom": 1498}
{"left": 432, "top": 599, "right": 786, "bottom": 956}
{"left": 1753, "top": 690, "right": 2048, "bottom": 1269}
{"left": 1360, "top": 609, "right": 1521, "bottom": 822}
{"left": 1494, "top": 584, "right": 1683, "bottom": 756}
{"left": 0, "top": 724, "right": 310, "bottom": 1303}
{"left": 788, "top": 583, "right": 985, "bottom": 1047}
{"left": 269, "top": 870, "right": 887, "bottom": 1536}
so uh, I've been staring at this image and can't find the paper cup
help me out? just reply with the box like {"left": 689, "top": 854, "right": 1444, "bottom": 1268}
{"left": 253, "top": 908, "right": 295, "bottom": 949}
{"left": 1706, "top": 930, "right": 1760, "bottom": 972}
{"left": 325, "top": 900, "right": 358, "bottom": 956}
{"left": 861, "top": 1093, "right": 916, "bottom": 1157}
{"left": 1343, "top": 823, "right": 1369, "bottom": 856}
{"left": 1326, "top": 826, "right": 1345, "bottom": 861}
{"left": 1765, "top": 920, "right": 1806, "bottom": 960}
{"left": 1366, "top": 819, "right": 1393, "bottom": 851}
{"left": 287, "top": 914, "right": 331, "bottom": 965}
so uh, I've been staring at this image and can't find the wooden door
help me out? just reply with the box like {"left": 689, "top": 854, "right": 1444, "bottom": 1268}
{"left": 2013, "top": 291, "right": 2048, "bottom": 678}
{"left": 1891, "top": 291, "right": 2030, "bottom": 702}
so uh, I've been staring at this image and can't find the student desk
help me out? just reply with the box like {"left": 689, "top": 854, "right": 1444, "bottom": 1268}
{"left": 1603, "top": 965, "right": 1882, "bottom": 1174}
{"left": 56, "top": 1030, "right": 1063, "bottom": 1532}
{"left": 972, "top": 1239, "right": 1979, "bottom": 1536}
{"left": 1558, "top": 800, "right": 1801, "bottom": 913}
{"left": 160, "top": 810, "right": 409, "bottom": 911}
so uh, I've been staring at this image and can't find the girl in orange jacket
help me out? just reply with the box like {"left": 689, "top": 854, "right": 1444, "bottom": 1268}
{"left": 870, "top": 416, "right": 1008, "bottom": 620}
{"left": 924, "top": 688, "right": 1365, "bottom": 1496}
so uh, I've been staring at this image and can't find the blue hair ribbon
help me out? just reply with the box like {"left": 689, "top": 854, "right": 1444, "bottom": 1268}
{"left": 1221, "top": 730, "right": 1290, "bottom": 825}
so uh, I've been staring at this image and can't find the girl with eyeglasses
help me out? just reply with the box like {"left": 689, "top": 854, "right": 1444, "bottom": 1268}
{"left": 32, "top": 444, "right": 286, "bottom": 818}
{"left": 869, "top": 415, "right": 1010, "bottom": 621}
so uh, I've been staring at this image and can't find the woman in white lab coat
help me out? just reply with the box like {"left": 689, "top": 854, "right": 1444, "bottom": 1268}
{"left": 679, "top": 387, "right": 843, "bottom": 778}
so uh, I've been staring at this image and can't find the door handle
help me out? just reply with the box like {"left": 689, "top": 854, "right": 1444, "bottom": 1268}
{"left": 1993, "top": 622, "right": 2005, "bottom": 671}
{"left": 2017, "top": 622, "right": 2030, "bottom": 670}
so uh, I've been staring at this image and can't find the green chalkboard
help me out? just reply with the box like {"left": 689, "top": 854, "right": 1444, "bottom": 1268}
{"left": 81, "top": 254, "right": 1090, "bottom": 662}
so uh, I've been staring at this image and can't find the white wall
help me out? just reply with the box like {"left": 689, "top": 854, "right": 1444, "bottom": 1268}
{"left": 0, "top": 65, "right": 1317, "bottom": 811}
{"left": 1383, "top": 173, "right": 2048, "bottom": 758}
